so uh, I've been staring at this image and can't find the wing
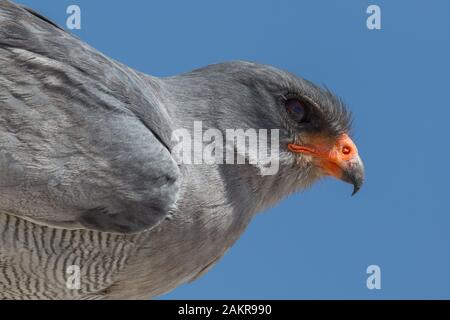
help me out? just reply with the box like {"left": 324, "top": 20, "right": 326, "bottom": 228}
{"left": 19, "top": 4, "right": 65, "bottom": 31}
{"left": 0, "top": 1, "right": 181, "bottom": 233}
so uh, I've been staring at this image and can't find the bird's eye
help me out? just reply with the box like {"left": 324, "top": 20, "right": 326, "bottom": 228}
{"left": 285, "top": 99, "right": 308, "bottom": 123}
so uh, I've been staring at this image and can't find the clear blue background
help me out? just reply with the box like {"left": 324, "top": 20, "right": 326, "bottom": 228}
{"left": 16, "top": 0, "right": 450, "bottom": 299}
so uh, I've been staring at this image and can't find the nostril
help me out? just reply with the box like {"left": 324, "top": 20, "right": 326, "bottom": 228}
{"left": 342, "top": 145, "right": 352, "bottom": 155}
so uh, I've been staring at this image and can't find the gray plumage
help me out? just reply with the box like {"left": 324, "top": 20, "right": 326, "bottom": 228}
{"left": 0, "top": 0, "right": 363, "bottom": 299}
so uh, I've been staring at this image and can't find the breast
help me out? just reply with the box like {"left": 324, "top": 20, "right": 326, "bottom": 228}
{"left": 0, "top": 212, "right": 142, "bottom": 299}
{"left": 101, "top": 173, "right": 256, "bottom": 299}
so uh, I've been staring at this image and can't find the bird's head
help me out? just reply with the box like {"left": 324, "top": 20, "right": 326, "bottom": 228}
{"left": 251, "top": 65, "right": 365, "bottom": 196}
{"left": 168, "top": 61, "right": 364, "bottom": 197}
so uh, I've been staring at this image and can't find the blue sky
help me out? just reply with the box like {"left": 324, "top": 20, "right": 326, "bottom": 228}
{"left": 16, "top": 0, "right": 450, "bottom": 299}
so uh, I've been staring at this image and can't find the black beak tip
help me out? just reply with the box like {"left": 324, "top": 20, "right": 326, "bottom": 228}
{"left": 351, "top": 183, "right": 361, "bottom": 196}
{"left": 344, "top": 162, "right": 364, "bottom": 196}
{"left": 350, "top": 174, "right": 364, "bottom": 196}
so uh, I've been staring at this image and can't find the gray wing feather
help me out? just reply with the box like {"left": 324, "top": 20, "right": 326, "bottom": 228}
{"left": 0, "top": 0, "right": 181, "bottom": 233}
{"left": 19, "top": 4, "right": 65, "bottom": 31}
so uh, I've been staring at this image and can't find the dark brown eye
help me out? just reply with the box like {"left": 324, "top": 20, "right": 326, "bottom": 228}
{"left": 285, "top": 99, "right": 308, "bottom": 123}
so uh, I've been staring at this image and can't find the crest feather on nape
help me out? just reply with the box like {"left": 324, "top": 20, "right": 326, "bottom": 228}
{"left": 323, "top": 86, "right": 352, "bottom": 136}
{"left": 306, "top": 83, "right": 353, "bottom": 137}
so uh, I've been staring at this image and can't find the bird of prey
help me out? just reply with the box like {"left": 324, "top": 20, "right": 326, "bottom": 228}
{"left": 0, "top": 0, "right": 364, "bottom": 299}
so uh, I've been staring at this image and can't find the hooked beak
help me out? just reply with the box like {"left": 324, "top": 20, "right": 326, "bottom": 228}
{"left": 288, "top": 133, "right": 365, "bottom": 195}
